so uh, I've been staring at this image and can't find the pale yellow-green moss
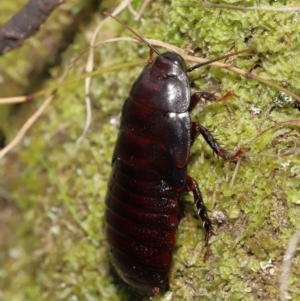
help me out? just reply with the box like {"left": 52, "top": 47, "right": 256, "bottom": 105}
{"left": 1, "top": 0, "right": 300, "bottom": 300}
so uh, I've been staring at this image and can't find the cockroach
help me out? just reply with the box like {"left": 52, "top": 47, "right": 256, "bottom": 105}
{"left": 104, "top": 14, "right": 247, "bottom": 293}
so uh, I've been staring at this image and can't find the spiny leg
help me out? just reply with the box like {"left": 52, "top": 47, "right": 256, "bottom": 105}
{"left": 189, "top": 91, "right": 246, "bottom": 159}
{"left": 149, "top": 48, "right": 154, "bottom": 63}
{"left": 188, "top": 91, "right": 245, "bottom": 258}
{"left": 191, "top": 122, "right": 246, "bottom": 160}
{"left": 189, "top": 91, "right": 233, "bottom": 112}
{"left": 185, "top": 175, "right": 215, "bottom": 245}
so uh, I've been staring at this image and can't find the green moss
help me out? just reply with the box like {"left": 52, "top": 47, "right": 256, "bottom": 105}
{"left": 1, "top": 0, "right": 300, "bottom": 300}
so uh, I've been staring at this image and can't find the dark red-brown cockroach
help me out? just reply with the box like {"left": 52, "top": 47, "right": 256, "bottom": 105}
{"left": 104, "top": 14, "right": 247, "bottom": 293}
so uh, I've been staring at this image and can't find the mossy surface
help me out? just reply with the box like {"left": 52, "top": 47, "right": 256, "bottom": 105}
{"left": 1, "top": 0, "right": 300, "bottom": 300}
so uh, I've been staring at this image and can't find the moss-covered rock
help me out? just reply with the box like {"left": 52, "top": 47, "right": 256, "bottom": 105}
{"left": 1, "top": 0, "right": 299, "bottom": 300}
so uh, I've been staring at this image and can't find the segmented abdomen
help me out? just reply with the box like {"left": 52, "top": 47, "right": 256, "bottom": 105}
{"left": 105, "top": 143, "right": 179, "bottom": 291}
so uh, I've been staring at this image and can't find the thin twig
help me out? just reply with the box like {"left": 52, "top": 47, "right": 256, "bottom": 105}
{"left": 134, "top": 0, "right": 152, "bottom": 20}
{"left": 280, "top": 227, "right": 300, "bottom": 301}
{"left": 1, "top": 37, "right": 300, "bottom": 105}
{"left": 180, "top": 3, "right": 300, "bottom": 12}
{"left": 0, "top": 94, "right": 55, "bottom": 158}
{"left": 0, "top": 60, "right": 145, "bottom": 159}
{"left": 98, "top": 37, "right": 300, "bottom": 102}
{"left": 77, "top": 0, "right": 132, "bottom": 147}
{"left": 0, "top": 96, "right": 29, "bottom": 104}
{"left": 247, "top": 119, "right": 300, "bottom": 146}
{"left": 230, "top": 157, "right": 242, "bottom": 187}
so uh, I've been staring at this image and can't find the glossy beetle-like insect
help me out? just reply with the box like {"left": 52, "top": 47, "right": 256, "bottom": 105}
{"left": 104, "top": 14, "right": 246, "bottom": 293}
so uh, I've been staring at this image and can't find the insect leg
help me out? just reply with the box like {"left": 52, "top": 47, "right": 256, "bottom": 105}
{"left": 185, "top": 175, "right": 215, "bottom": 244}
{"left": 191, "top": 122, "right": 246, "bottom": 160}
{"left": 149, "top": 48, "right": 154, "bottom": 63}
{"left": 189, "top": 91, "right": 233, "bottom": 111}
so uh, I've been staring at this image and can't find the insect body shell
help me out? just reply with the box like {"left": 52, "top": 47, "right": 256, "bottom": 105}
{"left": 105, "top": 51, "right": 192, "bottom": 291}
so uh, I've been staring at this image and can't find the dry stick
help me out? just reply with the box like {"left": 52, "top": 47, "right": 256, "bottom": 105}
{"left": 0, "top": 60, "right": 144, "bottom": 159}
{"left": 229, "top": 157, "right": 242, "bottom": 188}
{"left": 280, "top": 227, "right": 300, "bottom": 301}
{"left": 247, "top": 119, "right": 300, "bottom": 146}
{"left": 0, "top": 94, "right": 55, "bottom": 158}
{"left": 0, "top": 58, "right": 146, "bottom": 104}
{"left": 146, "top": 39, "right": 300, "bottom": 102}
{"left": 230, "top": 118, "right": 300, "bottom": 184}
{"left": 0, "top": 96, "right": 28, "bottom": 104}
{"left": 1, "top": 37, "right": 300, "bottom": 104}
{"left": 0, "top": 0, "right": 65, "bottom": 55}
{"left": 59, "top": 38, "right": 140, "bottom": 82}
{"left": 128, "top": 0, "right": 152, "bottom": 21}
{"left": 134, "top": 0, "right": 152, "bottom": 20}
{"left": 77, "top": 0, "right": 132, "bottom": 147}
{"left": 180, "top": 3, "right": 300, "bottom": 12}
{"left": 229, "top": 118, "right": 300, "bottom": 185}
{"left": 1, "top": 39, "right": 299, "bottom": 158}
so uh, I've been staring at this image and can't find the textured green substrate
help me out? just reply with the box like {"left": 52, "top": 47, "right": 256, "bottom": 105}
{"left": 1, "top": 0, "right": 300, "bottom": 300}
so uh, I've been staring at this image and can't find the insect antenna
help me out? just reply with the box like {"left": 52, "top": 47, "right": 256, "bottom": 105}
{"left": 104, "top": 12, "right": 161, "bottom": 56}
{"left": 187, "top": 48, "right": 252, "bottom": 72}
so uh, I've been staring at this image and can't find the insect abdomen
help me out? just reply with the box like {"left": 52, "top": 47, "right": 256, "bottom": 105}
{"left": 105, "top": 158, "right": 179, "bottom": 290}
